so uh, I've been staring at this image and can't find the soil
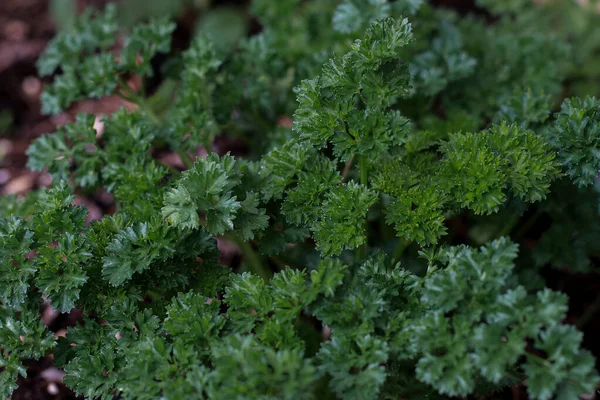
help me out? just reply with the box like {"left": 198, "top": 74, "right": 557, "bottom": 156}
{"left": 0, "top": 0, "right": 598, "bottom": 399}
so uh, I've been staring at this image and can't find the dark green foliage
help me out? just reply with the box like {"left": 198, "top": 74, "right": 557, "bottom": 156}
{"left": 2, "top": 1, "right": 600, "bottom": 399}
{"left": 162, "top": 154, "right": 243, "bottom": 233}
{"left": 332, "top": 0, "right": 390, "bottom": 34}
{"left": 293, "top": 17, "right": 413, "bottom": 160}
{"left": 547, "top": 96, "right": 600, "bottom": 187}
{"left": 0, "top": 306, "right": 56, "bottom": 395}
{"left": 166, "top": 35, "right": 222, "bottom": 152}
{"left": 532, "top": 179, "right": 600, "bottom": 273}
{"left": 312, "top": 182, "right": 378, "bottom": 256}
{"left": 37, "top": 4, "right": 175, "bottom": 115}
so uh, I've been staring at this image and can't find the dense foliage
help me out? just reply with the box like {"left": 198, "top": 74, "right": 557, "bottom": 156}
{"left": 2, "top": 0, "right": 600, "bottom": 398}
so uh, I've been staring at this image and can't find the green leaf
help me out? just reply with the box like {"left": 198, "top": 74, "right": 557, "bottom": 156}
{"left": 0, "top": 217, "right": 36, "bottom": 307}
{"left": 525, "top": 325, "right": 599, "bottom": 400}
{"left": 0, "top": 306, "right": 56, "bottom": 360}
{"left": 487, "top": 122, "right": 562, "bottom": 202}
{"left": 164, "top": 292, "right": 225, "bottom": 348}
{"left": 208, "top": 335, "right": 318, "bottom": 400}
{"left": 384, "top": 185, "right": 447, "bottom": 246}
{"left": 120, "top": 17, "right": 176, "bottom": 77}
{"left": 234, "top": 192, "right": 269, "bottom": 241}
{"left": 318, "top": 335, "right": 388, "bottom": 400}
{"left": 282, "top": 154, "right": 340, "bottom": 225}
{"left": 162, "top": 154, "right": 242, "bottom": 235}
{"left": 102, "top": 219, "right": 175, "bottom": 286}
{"left": 34, "top": 232, "right": 90, "bottom": 312}
{"left": 312, "top": 182, "right": 378, "bottom": 257}
{"left": 0, "top": 353, "right": 25, "bottom": 399}
{"left": 259, "top": 141, "right": 311, "bottom": 201}
{"left": 27, "top": 114, "right": 101, "bottom": 187}
{"left": 441, "top": 132, "right": 507, "bottom": 214}
{"left": 547, "top": 96, "right": 600, "bottom": 187}
{"left": 332, "top": 0, "right": 390, "bottom": 34}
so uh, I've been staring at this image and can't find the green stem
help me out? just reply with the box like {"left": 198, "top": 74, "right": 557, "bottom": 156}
{"left": 269, "top": 255, "right": 288, "bottom": 271}
{"left": 160, "top": 161, "right": 181, "bottom": 175}
{"left": 177, "top": 149, "right": 195, "bottom": 170}
{"left": 139, "top": 98, "right": 161, "bottom": 126}
{"left": 204, "top": 134, "right": 214, "bottom": 154}
{"left": 514, "top": 209, "right": 543, "bottom": 241}
{"left": 392, "top": 238, "right": 410, "bottom": 263}
{"left": 359, "top": 155, "right": 368, "bottom": 186}
{"left": 356, "top": 155, "right": 369, "bottom": 261}
{"left": 494, "top": 213, "right": 520, "bottom": 239}
{"left": 576, "top": 293, "right": 600, "bottom": 329}
{"left": 340, "top": 156, "right": 354, "bottom": 182}
{"left": 232, "top": 235, "right": 272, "bottom": 281}
{"left": 116, "top": 80, "right": 161, "bottom": 126}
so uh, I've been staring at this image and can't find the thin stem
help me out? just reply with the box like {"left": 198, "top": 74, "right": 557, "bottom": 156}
{"left": 358, "top": 91, "right": 367, "bottom": 105}
{"left": 269, "top": 255, "right": 287, "bottom": 271}
{"left": 116, "top": 78, "right": 162, "bottom": 126}
{"left": 204, "top": 137, "right": 214, "bottom": 154}
{"left": 160, "top": 161, "right": 181, "bottom": 175}
{"left": 177, "top": 149, "right": 195, "bottom": 170}
{"left": 511, "top": 385, "right": 520, "bottom": 400}
{"left": 356, "top": 155, "right": 369, "bottom": 261}
{"left": 514, "top": 209, "right": 543, "bottom": 241}
{"left": 392, "top": 238, "right": 410, "bottom": 263}
{"left": 139, "top": 76, "right": 147, "bottom": 98}
{"left": 139, "top": 98, "right": 161, "bottom": 126}
{"left": 340, "top": 157, "right": 354, "bottom": 182}
{"left": 359, "top": 155, "right": 368, "bottom": 183}
{"left": 494, "top": 213, "right": 520, "bottom": 239}
{"left": 232, "top": 235, "right": 272, "bottom": 281}
{"left": 576, "top": 293, "right": 600, "bottom": 329}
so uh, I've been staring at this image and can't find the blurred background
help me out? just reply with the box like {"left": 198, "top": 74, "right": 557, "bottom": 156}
{"left": 0, "top": 0, "right": 258, "bottom": 206}
{"left": 3, "top": 0, "right": 599, "bottom": 205}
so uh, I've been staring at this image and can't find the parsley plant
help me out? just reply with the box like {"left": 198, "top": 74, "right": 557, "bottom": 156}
{"left": 2, "top": 1, "right": 600, "bottom": 399}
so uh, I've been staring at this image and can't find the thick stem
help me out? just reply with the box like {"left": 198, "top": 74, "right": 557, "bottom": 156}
{"left": 233, "top": 235, "right": 272, "bottom": 281}
{"left": 356, "top": 155, "right": 369, "bottom": 261}
{"left": 139, "top": 99, "right": 161, "bottom": 126}
{"left": 359, "top": 155, "right": 368, "bottom": 186}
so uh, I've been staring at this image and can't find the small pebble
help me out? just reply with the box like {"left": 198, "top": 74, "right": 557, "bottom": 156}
{"left": 4, "top": 20, "right": 29, "bottom": 41}
{"left": 94, "top": 115, "right": 105, "bottom": 137}
{"left": 47, "top": 382, "right": 59, "bottom": 395}
{"left": 3, "top": 174, "right": 34, "bottom": 195}
{"left": 0, "top": 169, "right": 11, "bottom": 185}
{"left": 22, "top": 76, "right": 42, "bottom": 101}
{"left": 41, "top": 367, "right": 66, "bottom": 383}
